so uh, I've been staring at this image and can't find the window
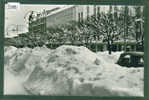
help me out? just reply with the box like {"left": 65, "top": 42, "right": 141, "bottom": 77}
{"left": 94, "top": 5, "right": 97, "bottom": 17}
{"left": 97, "top": 6, "right": 100, "bottom": 18}
{"left": 114, "top": 6, "right": 118, "bottom": 19}
{"left": 87, "top": 6, "right": 89, "bottom": 20}
{"left": 78, "top": 13, "right": 81, "bottom": 22}
{"left": 81, "top": 12, "right": 83, "bottom": 22}
{"left": 97, "top": 7, "right": 100, "bottom": 14}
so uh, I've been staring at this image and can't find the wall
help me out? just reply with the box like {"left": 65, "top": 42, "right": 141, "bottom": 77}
{"left": 46, "top": 5, "right": 119, "bottom": 28}
{"left": 46, "top": 6, "right": 76, "bottom": 28}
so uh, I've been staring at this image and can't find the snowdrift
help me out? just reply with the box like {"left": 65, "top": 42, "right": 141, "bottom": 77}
{"left": 5, "top": 46, "right": 51, "bottom": 77}
{"left": 4, "top": 45, "right": 144, "bottom": 96}
{"left": 4, "top": 46, "right": 52, "bottom": 95}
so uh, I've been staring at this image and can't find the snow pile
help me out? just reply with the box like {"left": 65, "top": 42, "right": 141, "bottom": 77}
{"left": 97, "top": 51, "right": 122, "bottom": 64}
{"left": 4, "top": 46, "right": 18, "bottom": 66}
{"left": 4, "top": 68, "right": 28, "bottom": 95}
{"left": 4, "top": 46, "right": 52, "bottom": 94}
{"left": 15, "top": 45, "right": 143, "bottom": 96}
{"left": 4, "top": 46, "right": 52, "bottom": 95}
{"left": 4, "top": 45, "right": 143, "bottom": 96}
{"left": 8, "top": 47, "right": 32, "bottom": 75}
{"left": 5, "top": 46, "right": 51, "bottom": 77}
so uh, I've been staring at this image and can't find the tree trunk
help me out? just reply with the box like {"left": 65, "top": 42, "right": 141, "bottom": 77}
{"left": 108, "top": 43, "right": 112, "bottom": 54}
{"left": 108, "top": 39, "right": 112, "bottom": 55}
{"left": 95, "top": 35, "right": 98, "bottom": 52}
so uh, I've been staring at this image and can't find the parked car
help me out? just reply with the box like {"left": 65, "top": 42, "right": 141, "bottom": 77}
{"left": 117, "top": 52, "right": 144, "bottom": 67}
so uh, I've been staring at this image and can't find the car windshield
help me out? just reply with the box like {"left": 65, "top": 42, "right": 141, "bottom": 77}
{"left": 124, "top": 55, "right": 130, "bottom": 58}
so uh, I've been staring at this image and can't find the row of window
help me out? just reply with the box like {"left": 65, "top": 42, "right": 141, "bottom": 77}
{"left": 78, "top": 6, "right": 101, "bottom": 22}
{"left": 93, "top": 6, "right": 100, "bottom": 17}
{"left": 78, "top": 12, "right": 83, "bottom": 22}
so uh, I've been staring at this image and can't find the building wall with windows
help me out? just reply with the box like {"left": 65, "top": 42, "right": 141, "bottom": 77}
{"left": 46, "top": 6, "right": 77, "bottom": 28}
{"left": 75, "top": 5, "right": 103, "bottom": 22}
{"left": 46, "top": 5, "right": 106, "bottom": 28}
{"left": 29, "top": 5, "right": 120, "bottom": 33}
{"left": 29, "top": 5, "right": 143, "bottom": 33}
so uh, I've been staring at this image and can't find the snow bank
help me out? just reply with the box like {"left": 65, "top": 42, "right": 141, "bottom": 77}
{"left": 4, "top": 68, "right": 28, "bottom": 95}
{"left": 4, "top": 45, "right": 144, "bottom": 96}
{"left": 4, "top": 46, "right": 52, "bottom": 95}
{"left": 5, "top": 46, "right": 51, "bottom": 77}
{"left": 4, "top": 46, "right": 17, "bottom": 66}
{"left": 21, "top": 45, "right": 143, "bottom": 96}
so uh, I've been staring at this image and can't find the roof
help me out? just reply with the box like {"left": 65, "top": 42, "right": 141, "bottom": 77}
{"left": 46, "top": 7, "right": 60, "bottom": 15}
{"left": 47, "top": 5, "right": 75, "bottom": 17}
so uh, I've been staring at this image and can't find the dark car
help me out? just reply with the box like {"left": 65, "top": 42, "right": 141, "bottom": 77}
{"left": 117, "top": 52, "right": 144, "bottom": 67}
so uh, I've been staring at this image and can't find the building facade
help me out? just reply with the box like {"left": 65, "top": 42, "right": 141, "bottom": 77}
{"left": 29, "top": 5, "right": 142, "bottom": 33}
{"left": 46, "top": 6, "right": 77, "bottom": 28}
{"left": 29, "top": 5, "right": 110, "bottom": 33}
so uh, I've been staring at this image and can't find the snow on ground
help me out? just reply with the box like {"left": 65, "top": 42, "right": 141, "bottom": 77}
{"left": 4, "top": 67, "right": 28, "bottom": 95}
{"left": 4, "top": 45, "right": 144, "bottom": 96}
{"left": 4, "top": 46, "right": 51, "bottom": 95}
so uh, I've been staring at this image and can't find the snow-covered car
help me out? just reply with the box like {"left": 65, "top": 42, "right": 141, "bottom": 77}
{"left": 117, "top": 52, "right": 144, "bottom": 67}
